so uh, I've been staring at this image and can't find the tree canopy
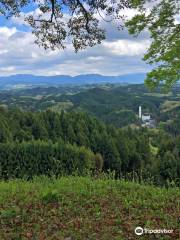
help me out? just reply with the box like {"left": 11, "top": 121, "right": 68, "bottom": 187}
{"left": 0, "top": 0, "right": 180, "bottom": 88}
{"left": 0, "top": 107, "right": 179, "bottom": 184}
{"left": 126, "top": 0, "right": 180, "bottom": 90}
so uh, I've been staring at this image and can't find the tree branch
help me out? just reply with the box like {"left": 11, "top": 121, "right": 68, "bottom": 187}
{"left": 50, "top": 0, "right": 55, "bottom": 22}
{"left": 76, "top": 0, "right": 90, "bottom": 32}
{"left": 33, "top": 0, "right": 55, "bottom": 23}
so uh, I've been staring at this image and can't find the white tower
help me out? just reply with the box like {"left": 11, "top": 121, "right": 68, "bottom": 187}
{"left": 139, "top": 106, "right": 142, "bottom": 119}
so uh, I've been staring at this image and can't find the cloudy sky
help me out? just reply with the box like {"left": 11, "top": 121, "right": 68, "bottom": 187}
{"left": 0, "top": 4, "right": 152, "bottom": 77}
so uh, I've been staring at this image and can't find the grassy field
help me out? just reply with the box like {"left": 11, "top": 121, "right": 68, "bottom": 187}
{"left": 0, "top": 176, "right": 180, "bottom": 240}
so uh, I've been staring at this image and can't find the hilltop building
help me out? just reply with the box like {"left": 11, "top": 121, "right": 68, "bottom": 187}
{"left": 138, "top": 106, "right": 155, "bottom": 128}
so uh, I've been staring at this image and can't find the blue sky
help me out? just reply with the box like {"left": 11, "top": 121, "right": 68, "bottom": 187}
{"left": 0, "top": 3, "right": 152, "bottom": 76}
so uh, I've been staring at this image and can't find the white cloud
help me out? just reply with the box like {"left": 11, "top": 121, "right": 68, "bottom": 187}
{"left": 87, "top": 56, "right": 104, "bottom": 61}
{"left": 0, "top": 4, "right": 152, "bottom": 77}
{"left": 0, "top": 66, "right": 16, "bottom": 72}
{"left": 0, "top": 49, "right": 8, "bottom": 55}
{"left": 103, "top": 39, "right": 150, "bottom": 56}
{"left": 11, "top": 13, "right": 27, "bottom": 26}
{"left": 0, "top": 27, "right": 17, "bottom": 38}
{"left": 0, "top": 25, "right": 151, "bottom": 76}
{"left": 175, "top": 14, "right": 180, "bottom": 24}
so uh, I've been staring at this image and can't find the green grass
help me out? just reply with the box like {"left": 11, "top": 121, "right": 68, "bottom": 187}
{"left": 0, "top": 176, "right": 180, "bottom": 239}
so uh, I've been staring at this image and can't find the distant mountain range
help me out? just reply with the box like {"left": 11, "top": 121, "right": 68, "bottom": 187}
{"left": 0, "top": 73, "right": 146, "bottom": 89}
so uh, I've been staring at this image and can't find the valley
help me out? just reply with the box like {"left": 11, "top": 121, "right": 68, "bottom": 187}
{"left": 1, "top": 83, "right": 180, "bottom": 131}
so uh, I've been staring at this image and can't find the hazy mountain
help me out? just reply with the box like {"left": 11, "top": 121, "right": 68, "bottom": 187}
{"left": 0, "top": 73, "right": 146, "bottom": 89}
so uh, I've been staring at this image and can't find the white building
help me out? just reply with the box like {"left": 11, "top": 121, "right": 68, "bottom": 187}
{"left": 139, "top": 106, "right": 150, "bottom": 121}
{"left": 142, "top": 114, "right": 151, "bottom": 122}
{"left": 138, "top": 106, "right": 155, "bottom": 128}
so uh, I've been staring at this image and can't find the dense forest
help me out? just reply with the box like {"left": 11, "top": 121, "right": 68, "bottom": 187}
{"left": 0, "top": 106, "right": 179, "bottom": 185}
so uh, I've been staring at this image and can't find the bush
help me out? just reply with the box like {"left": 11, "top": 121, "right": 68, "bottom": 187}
{"left": 0, "top": 141, "right": 95, "bottom": 179}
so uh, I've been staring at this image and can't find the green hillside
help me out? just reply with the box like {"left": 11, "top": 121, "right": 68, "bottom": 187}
{"left": 0, "top": 107, "right": 179, "bottom": 186}
{"left": 0, "top": 176, "right": 179, "bottom": 240}
{"left": 1, "top": 84, "right": 180, "bottom": 130}
{"left": 0, "top": 84, "right": 179, "bottom": 239}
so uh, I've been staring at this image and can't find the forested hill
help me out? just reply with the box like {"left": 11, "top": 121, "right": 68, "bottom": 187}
{"left": 0, "top": 73, "right": 145, "bottom": 89}
{"left": 1, "top": 84, "right": 180, "bottom": 134}
{"left": 0, "top": 107, "right": 179, "bottom": 185}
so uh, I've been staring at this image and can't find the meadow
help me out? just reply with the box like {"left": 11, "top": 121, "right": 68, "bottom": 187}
{"left": 0, "top": 176, "right": 179, "bottom": 240}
